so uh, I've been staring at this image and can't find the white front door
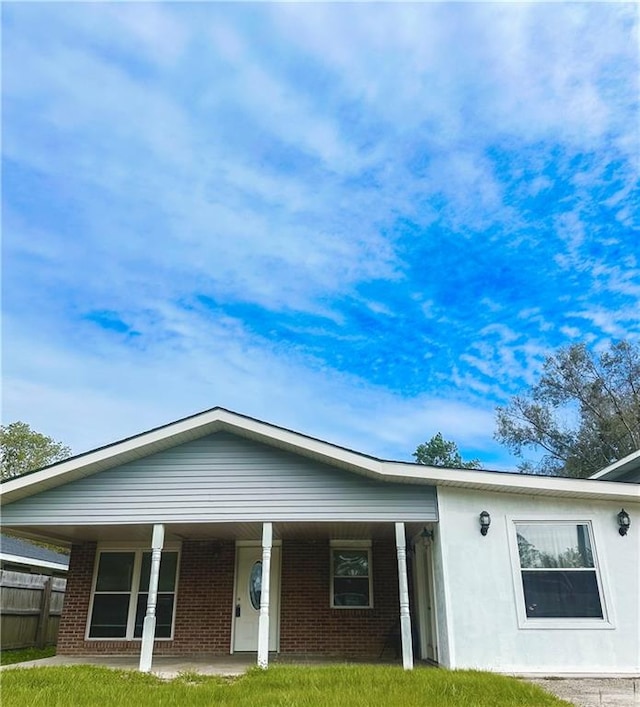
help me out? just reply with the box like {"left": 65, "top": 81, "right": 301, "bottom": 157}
{"left": 233, "top": 544, "right": 280, "bottom": 652}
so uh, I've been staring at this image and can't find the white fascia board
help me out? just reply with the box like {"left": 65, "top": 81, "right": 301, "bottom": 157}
{"left": 378, "top": 463, "right": 640, "bottom": 501}
{"left": 0, "top": 552, "right": 69, "bottom": 572}
{"left": 216, "top": 411, "right": 385, "bottom": 475}
{"left": 589, "top": 449, "right": 640, "bottom": 480}
{"left": 0, "top": 425, "right": 206, "bottom": 503}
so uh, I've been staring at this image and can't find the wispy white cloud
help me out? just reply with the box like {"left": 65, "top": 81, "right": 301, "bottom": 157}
{"left": 3, "top": 306, "right": 502, "bottom": 464}
{"left": 2, "top": 2, "right": 638, "bottom": 467}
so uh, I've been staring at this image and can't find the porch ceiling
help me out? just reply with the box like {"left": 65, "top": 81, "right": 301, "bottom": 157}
{"left": 4, "top": 521, "right": 431, "bottom": 547}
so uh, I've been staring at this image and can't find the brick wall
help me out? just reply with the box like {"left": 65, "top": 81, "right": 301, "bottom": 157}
{"left": 279, "top": 539, "right": 399, "bottom": 657}
{"left": 171, "top": 540, "right": 234, "bottom": 654}
{"left": 57, "top": 542, "right": 96, "bottom": 653}
{"left": 58, "top": 537, "right": 402, "bottom": 658}
{"left": 57, "top": 540, "right": 235, "bottom": 656}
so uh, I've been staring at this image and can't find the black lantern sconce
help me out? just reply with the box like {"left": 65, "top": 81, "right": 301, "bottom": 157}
{"left": 479, "top": 511, "right": 491, "bottom": 536}
{"left": 420, "top": 527, "right": 435, "bottom": 544}
{"left": 617, "top": 509, "right": 631, "bottom": 537}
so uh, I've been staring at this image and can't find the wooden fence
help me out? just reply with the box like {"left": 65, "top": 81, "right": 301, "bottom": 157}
{"left": 0, "top": 570, "right": 67, "bottom": 650}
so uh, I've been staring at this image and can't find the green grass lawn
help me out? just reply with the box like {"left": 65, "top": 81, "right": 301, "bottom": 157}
{"left": 0, "top": 664, "right": 572, "bottom": 706}
{"left": 0, "top": 646, "right": 56, "bottom": 666}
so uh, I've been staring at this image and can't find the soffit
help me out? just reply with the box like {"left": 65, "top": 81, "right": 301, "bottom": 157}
{"left": 4, "top": 521, "right": 425, "bottom": 547}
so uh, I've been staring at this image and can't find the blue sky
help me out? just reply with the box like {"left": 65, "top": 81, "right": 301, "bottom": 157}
{"left": 2, "top": 3, "right": 639, "bottom": 469}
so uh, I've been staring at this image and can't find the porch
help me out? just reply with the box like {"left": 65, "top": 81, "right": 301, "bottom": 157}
{"left": 1, "top": 419, "right": 441, "bottom": 673}
{"left": 0, "top": 652, "right": 418, "bottom": 679}
{"left": 35, "top": 520, "right": 439, "bottom": 673}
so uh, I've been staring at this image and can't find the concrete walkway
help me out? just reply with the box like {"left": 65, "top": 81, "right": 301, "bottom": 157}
{"left": 0, "top": 654, "right": 256, "bottom": 678}
{"left": 526, "top": 677, "right": 640, "bottom": 707}
{"left": 0, "top": 653, "right": 397, "bottom": 678}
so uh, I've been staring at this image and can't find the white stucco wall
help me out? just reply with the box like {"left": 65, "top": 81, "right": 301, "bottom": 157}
{"left": 433, "top": 487, "right": 640, "bottom": 674}
{"left": 429, "top": 531, "right": 451, "bottom": 666}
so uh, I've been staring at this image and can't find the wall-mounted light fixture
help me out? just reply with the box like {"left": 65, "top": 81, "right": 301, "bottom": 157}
{"left": 420, "top": 527, "right": 434, "bottom": 544}
{"left": 479, "top": 511, "right": 491, "bottom": 536}
{"left": 617, "top": 508, "right": 631, "bottom": 537}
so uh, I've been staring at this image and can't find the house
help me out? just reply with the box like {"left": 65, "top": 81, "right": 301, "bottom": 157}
{"left": 1, "top": 534, "right": 69, "bottom": 576}
{"left": 1, "top": 407, "right": 638, "bottom": 675}
{"left": 589, "top": 449, "right": 640, "bottom": 484}
{"left": 0, "top": 535, "right": 69, "bottom": 650}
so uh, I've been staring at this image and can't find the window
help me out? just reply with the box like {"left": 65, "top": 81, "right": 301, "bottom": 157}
{"left": 88, "top": 549, "right": 179, "bottom": 640}
{"left": 249, "top": 560, "right": 262, "bottom": 610}
{"left": 331, "top": 544, "right": 372, "bottom": 609}
{"left": 514, "top": 523, "right": 604, "bottom": 621}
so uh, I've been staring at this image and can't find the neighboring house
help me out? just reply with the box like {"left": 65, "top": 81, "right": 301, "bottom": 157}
{"left": 589, "top": 449, "right": 640, "bottom": 484}
{"left": 1, "top": 408, "right": 638, "bottom": 675}
{"left": 0, "top": 534, "right": 69, "bottom": 650}
{"left": 0, "top": 534, "right": 69, "bottom": 576}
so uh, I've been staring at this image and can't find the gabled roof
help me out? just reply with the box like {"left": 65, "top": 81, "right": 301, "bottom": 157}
{"left": 589, "top": 449, "right": 640, "bottom": 482}
{"left": 1, "top": 407, "right": 638, "bottom": 505}
{"left": 0, "top": 533, "right": 69, "bottom": 572}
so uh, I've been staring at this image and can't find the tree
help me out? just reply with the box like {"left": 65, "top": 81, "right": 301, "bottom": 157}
{"left": 1, "top": 421, "right": 71, "bottom": 480}
{"left": 495, "top": 340, "right": 640, "bottom": 478}
{"left": 414, "top": 432, "right": 482, "bottom": 469}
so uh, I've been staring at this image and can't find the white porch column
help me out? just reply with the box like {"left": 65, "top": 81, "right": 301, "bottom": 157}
{"left": 139, "top": 523, "right": 164, "bottom": 673}
{"left": 395, "top": 522, "right": 414, "bottom": 670}
{"left": 257, "top": 522, "right": 273, "bottom": 669}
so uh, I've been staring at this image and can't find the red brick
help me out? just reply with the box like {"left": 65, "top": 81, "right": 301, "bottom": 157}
{"left": 58, "top": 538, "right": 404, "bottom": 658}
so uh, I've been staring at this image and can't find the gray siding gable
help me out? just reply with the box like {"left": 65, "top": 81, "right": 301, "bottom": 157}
{"left": 2, "top": 432, "right": 437, "bottom": 525}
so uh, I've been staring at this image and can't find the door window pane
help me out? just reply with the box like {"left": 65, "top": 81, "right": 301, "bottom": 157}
{"left": 95, "top": 552, "right": 135, "bottom": 591}
{"left": 249, "top": 561, "right": 262, "bottom": 610}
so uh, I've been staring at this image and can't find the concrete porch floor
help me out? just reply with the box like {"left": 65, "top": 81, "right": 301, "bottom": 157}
{"left": 0, "top": 653, "right": 404, "bottom": 679}
{"left": 0, "top": 654, "right": 256, "bottom": 678}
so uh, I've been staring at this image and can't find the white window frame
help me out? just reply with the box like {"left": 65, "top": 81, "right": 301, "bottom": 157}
{"left": 329, "top": 540, "right": 373, "bottom": 610}
{"left": 85, "top": 542, "right": 181, "bottom": 641}
{"left": 507, "top": 517, "right": 614, "bottom": 630}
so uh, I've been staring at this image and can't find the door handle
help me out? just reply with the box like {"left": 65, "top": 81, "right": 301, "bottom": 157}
{"left": 236, "top": 602, "right": 241, "bottom": 617}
